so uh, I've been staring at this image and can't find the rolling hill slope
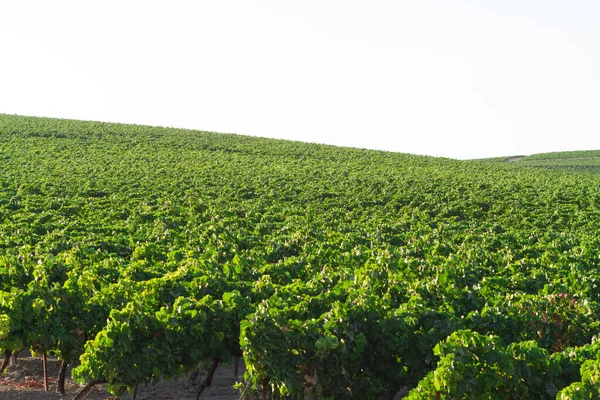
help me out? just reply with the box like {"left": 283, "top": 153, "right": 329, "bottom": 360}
{"left": 1, "top": 114, "right": 600, "bottom": 399}
{"left": 478, "top": 149, "right": 600, "bottom": 175}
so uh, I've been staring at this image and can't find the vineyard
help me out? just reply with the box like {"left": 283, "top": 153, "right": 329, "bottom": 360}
{"left": 483, "top": 150, "right": 600, "bottom": 175}
{"left": 1, "top": 114, "right": 600, "bottom": 399}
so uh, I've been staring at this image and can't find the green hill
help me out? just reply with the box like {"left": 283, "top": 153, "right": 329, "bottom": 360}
{"left": 477, "top": 149, "right": 600, "bottom": 175}
{"left": 1, "top": 114, "right": 599, "bottom": 399}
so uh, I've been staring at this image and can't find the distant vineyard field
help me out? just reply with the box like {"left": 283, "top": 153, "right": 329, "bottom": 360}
{"left": 479, "top": 150, "right": 600, "bottom": 175}
{"left": 1, "top": 114, "right": 600, "bottom": 399}
{"left": 524, "top": 150, "right": 600, "bottom": 160}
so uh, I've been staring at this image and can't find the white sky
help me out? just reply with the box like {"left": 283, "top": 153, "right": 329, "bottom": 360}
{"left": 1, "top": 1, "right": 599, "bottom": 159}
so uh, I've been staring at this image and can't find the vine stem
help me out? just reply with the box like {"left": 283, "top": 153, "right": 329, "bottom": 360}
{"left": 71, "top": 379, "right": 106, "bottom": 400}
{"left": 57, "top": 360, "right": 68, "bottom": 394}
{"left": 0, "top": 350, "right": 11, "bottom": 373}
{"left": 234, "top": 356, "right": 240, "bottom": 378}
{"left": 195, "top": 359, "right": 219, "bottom": 400}
{"left": 10, "top": 348, "right": 21, "bottom": 367}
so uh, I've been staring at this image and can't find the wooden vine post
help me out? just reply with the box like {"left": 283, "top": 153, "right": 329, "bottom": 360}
{"left": 43, "top": 351, "right": 49, "bottom": 391}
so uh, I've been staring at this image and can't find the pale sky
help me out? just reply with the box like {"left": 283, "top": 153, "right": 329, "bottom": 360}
{"left": 1, "top": 1, "right": 599, "bottom": 159}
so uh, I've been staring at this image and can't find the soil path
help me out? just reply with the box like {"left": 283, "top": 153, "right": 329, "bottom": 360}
{"left": 0, "top": 354, "right": 244, "bottom": 399}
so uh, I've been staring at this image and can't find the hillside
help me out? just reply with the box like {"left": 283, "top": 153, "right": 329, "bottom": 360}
{"left": 478, "top": 149, "right": 600, "bottom": 174}
{"left": 1, "top": 114, "right": 600, "bottom": 399}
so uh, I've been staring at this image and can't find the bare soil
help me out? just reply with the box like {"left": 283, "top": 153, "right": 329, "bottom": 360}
{"left": 504, "top": 156, "right": 525, "bottom": 162}
{"left": 0, "top": 354, "right": 244, "bottom": 400}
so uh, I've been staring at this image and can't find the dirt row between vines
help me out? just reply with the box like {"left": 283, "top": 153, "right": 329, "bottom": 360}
{"left": 0, "top": 353, "right": 243, "bottom": 399}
